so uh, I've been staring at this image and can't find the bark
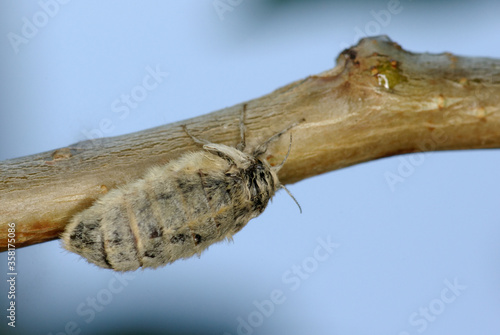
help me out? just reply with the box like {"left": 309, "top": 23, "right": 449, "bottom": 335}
{"left": 1, "top": 36, "right": 499, "bottom": 251}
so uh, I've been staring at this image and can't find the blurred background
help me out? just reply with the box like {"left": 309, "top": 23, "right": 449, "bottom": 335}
{"left": 1, "top": 1, "right": 499, "bottom": 334}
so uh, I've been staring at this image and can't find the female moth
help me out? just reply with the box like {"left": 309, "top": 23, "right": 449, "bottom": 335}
{"left": 62, "top": 106, "right": 303, "bottom": 271}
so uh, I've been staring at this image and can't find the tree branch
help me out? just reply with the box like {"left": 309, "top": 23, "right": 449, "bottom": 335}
{"left": 1, "top": 36, "right": 499, "bottom": 251}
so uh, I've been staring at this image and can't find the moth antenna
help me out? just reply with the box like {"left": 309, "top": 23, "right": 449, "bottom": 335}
{"left": 273, "top": 133, "right": 293, "bottom": 172}
{"left": 280, "top": 184, "right": 302, "bottom": 214}
{"left": 236, "top": 104, "right": 247, "bottom": 152}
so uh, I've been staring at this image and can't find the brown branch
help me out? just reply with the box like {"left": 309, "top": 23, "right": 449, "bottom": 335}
{"left": 1, "top": 36, "right": 499, "bottom": 252}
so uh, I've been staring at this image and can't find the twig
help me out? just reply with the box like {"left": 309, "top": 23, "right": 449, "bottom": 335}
{"left": 1, "top": 36, "right": 499, "bottom": 251}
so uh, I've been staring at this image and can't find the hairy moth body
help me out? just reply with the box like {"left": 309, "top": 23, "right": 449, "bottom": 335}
{"left": 62, "top": 107, "right": 302, "bottom": 271}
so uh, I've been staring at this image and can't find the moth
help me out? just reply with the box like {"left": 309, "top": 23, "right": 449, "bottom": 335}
{"left": 62, "top": 106, "right": 303, "bottom": 271}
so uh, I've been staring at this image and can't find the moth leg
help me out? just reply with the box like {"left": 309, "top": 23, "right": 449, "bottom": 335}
{"left": 184, "top": 103, "right": 248, "bottom": 151}
{"left": 252, "top": 118, "right": 305, "bottom": 157}
{"left": 182, "top": 125, "right": 212, "bottom": 146}
{"left": 236, "top": 104, "right": 247, "bottom": 152}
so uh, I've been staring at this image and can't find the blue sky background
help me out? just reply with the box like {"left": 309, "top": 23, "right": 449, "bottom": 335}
{"left": 1, "top": 1, "right": 499, "bottom": 334}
